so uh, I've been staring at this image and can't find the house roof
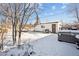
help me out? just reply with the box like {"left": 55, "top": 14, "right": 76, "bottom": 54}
{"left": 40, "top": 21, "right": 59, "bottom": 24}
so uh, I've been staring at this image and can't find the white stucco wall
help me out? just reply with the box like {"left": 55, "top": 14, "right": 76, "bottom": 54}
{"left": 34, "top": 22, "right": 62, "bottom": 33}
{"left": 42, "top": 23, "right": 52, "bottom": 32}
{"left": 34, "top": 25, "right": 44, "bottom": 31}
{"left": 57, "top": 22, "right": 62, "bottom": 32}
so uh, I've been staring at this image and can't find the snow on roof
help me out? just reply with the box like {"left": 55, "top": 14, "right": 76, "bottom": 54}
{"left": 59, "top": 30, "right": 79, "bottom": 33}
{"left": 75, "top": 35, "right": 79, "bottom": 39}
{"left": 40, "top": 21, "right": 60, "bottom": 24}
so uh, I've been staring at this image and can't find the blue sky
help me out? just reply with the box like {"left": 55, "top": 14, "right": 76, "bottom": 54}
{"left": 29, "top": 3, "right": 78, "bottom": 24}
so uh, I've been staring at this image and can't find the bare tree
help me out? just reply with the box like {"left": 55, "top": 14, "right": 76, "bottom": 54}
{"left": 0, "top": 19, "right": 7, "bottom": 50}
{"left": 0, "top": 3, "right": 38, "bottom": 47}
{"left": 67, "top": 3, "right": 79, "bottom": 22}
{"left": 0, "top": 3, "right": 17, "bottom": 45}
{"left": 18, "top": 4, "right": 38, "bottom": 47}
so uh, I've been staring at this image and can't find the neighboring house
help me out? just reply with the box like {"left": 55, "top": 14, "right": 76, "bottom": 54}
{"left": 71, "top": 23, "right": 79, "bottom": 30}
{"left": 0, "top": 19, "right": 12, "bottom": 32}
{"left": 34, "top": 22, "right": 62, "bottom": 33}
{"left": 22, "top": 24, "right": 34, "bottom": 31}
{"left": 62, "top": 24, "right": 71, "bottom": 30}
{"left": 62, "top": 23, "right": 79, "bottom": 30}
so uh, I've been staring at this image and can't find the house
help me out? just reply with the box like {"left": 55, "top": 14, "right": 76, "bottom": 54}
{"left": 34, "top": 21, "right": 62, "bottom": 33}
{"left": 62, "top": 23, "right": 79, "bottom": 30}
{"left": 22, "top": 24, "right": 34, "bottom": 31}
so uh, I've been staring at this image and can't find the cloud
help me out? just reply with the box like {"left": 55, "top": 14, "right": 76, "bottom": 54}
{"left": 38, "top": 3, "right": 44, "bottom": 9}
{"left": 52, "top": 6, "right": 56, "bottom": 10}
{"left": 61, "top": 4, "right": 66, "bottom": 9}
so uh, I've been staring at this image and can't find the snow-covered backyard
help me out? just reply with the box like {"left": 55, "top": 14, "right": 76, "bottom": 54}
{"left": 0, "top": 32, "right": 79, "bottom": 56}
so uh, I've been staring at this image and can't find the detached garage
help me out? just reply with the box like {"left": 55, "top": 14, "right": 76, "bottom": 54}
{"left": 34, "top": 22, "right": 62, "bottom": 33}
{"left": 58, "top": 30, "right": 79, "bottom": 44}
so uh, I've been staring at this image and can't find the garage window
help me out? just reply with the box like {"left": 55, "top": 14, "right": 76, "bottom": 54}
{"left": 41, "top": 25, "right": 45, "bottom": 28}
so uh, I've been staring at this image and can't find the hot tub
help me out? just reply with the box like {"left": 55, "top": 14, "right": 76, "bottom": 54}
{"left": 58, "top": 30, "right": 79, "bottom": 44}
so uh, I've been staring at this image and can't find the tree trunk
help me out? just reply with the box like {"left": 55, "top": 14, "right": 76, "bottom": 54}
{"left": 12, "top": 21, "right": 17, "bottom": 45}
{"left": 14, "top": 23, "right": 17, "bottom": 44}
{"left": 1, "top": 32, "right": 4, "bottom": 50}
{"left": 0, "top": 31, "right": 4, "bottom": 50}
{"left": 75, "top": 5, "right": 79, "bottom": 22}
{"left": 12, "top": 24, "right": 15, "bottom": 45}
{"left": 18, "top": 26, "right": 21, "bottom": 48}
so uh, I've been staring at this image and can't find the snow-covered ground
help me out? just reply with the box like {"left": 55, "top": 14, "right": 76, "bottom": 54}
{"left": 31, "top": 34, "right": 79, "bottom": 56}
{"left": 0, "top": 32, "right": 51, "bottom": 56}
{"left": 0, "top": 32, "right": 79, "bottom": 56}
